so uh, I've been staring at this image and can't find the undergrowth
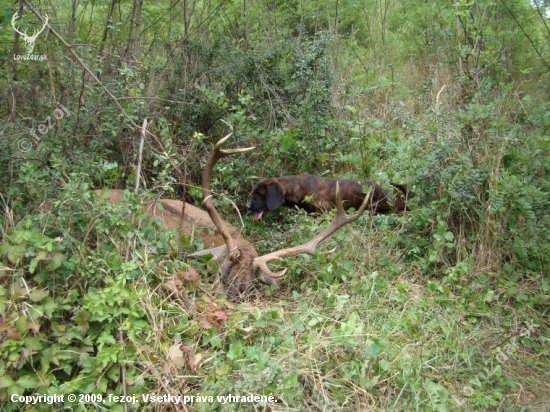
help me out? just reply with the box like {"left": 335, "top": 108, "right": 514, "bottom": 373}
{"left": 1, "top": 1, "right": 549, "bottom": 407}
{"left": 1, "top": 175, "right": 548, "bottom": 410}
{"left": 2, "top": 92, "right": 549, "bottom": 410}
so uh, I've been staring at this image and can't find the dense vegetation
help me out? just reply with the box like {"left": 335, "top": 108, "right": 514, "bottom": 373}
{"left": 1, "top": 0, "right": 549, "bottom": 410}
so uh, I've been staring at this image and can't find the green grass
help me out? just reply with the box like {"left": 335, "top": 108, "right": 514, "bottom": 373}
{"left": 1, "top": 191, "right": 548, "bottom": 411}
{"left": 127, "top": 212, "right": 549, "bottom": 411}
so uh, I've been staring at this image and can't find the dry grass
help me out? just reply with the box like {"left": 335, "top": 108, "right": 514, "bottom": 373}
{"left": 120, "top": 214, "right": 550, "bottom": 411}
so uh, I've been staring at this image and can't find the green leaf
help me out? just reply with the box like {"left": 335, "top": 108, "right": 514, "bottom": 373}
{"left": 9, "top": 282, "right": 25, "bottom": 299}
{"left": 367, "top": 339, "right": 385, "bottom": 359}
{"left": 29, "top": 258, "right": 39, "bottom": 274}
{"left": 15, "top": 316, "right": 27, "bottom": 335}
{"left": 16, "top": 375, "right": 39, "bottom": 389}
{"left": 48, "top": 253, "right": 66, "bottom": 270}
{"left": 8, "top": 384, "right": 23, "bottom": 397}
{"left": 0, "top": 375, "right": 15, "bottom": 389}
{"left": 41, "top": 347, "right": 53, "bottom": 372}
{"left": 3, "top": 244, "right": 25, "bottom": 264}
{"left": 378, "top": 359, "right": 391, "bottom": 371}
{"left": 227, "top": 341, "right": 244, "bottom": 361}
{"left": 30, "top": 289, "right": 49, "bottom": 302}
{"left": 42, "top": 298, "right": 57, "bottom": 317}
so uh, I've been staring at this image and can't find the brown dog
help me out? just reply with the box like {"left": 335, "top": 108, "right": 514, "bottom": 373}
{"left": 246, "top": 174, "right": 412, "bottom": 220}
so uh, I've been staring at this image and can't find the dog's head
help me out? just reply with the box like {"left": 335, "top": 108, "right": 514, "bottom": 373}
{"left": 246, "top": 179, "right": 285, "bottom": 220}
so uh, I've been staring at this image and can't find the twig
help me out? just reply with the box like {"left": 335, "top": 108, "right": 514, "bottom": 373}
{"left": 20, "top": 0, "right": 141, "bottom": 130}
{"left": 124, "top": 119, "right": 147, "bottom": 262}
{"left": 173, "top": 153, "right": 189, "bottom": 234}
{"left": 435, "top": 84, "right": 447, "bottom": 107}
{"left": 134, "top": 119, "right": 147, "bottom": 192}
{"left": 119, "top": 314, "right": 129, "bottom": 412}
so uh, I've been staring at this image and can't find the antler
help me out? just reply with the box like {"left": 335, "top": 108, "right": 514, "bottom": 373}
{"left": 253, "top": 183, "right": 371, "bottom": 278}
{"left": 11, "top": 11, "right": 49, "bottom": 54}
{"left": 11, "top": 12, "right": 48, "bottom": 39}
{"left": 195, "top": 134, "right": 369, "bottom": 299}
{"left": 11, "top": 12, "right": 29, "bottom": 38}
{"left": 201, "top": 133, "right": 255, "bottom": 258}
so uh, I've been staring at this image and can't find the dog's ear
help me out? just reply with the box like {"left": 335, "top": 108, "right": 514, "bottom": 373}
{"left": 266, "top": 182, "right": 285, "bottom": 210}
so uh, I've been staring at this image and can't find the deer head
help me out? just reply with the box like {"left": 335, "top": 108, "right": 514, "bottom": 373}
{"left": 11, "top": 11, "right": 49, "bottom": 55}
{"left": 196, "top": 134, "right": 371, "bottom": 300}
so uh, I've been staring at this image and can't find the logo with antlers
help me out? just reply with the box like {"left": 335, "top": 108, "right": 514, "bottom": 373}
{"left": 11, "top": 11, "right": 49, "bottom": 55}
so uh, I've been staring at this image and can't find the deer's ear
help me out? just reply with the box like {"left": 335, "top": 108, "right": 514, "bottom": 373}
{"left": 266, "top": 182, "right": 285, "bottom": 210}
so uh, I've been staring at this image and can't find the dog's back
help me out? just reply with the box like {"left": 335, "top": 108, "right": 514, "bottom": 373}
{"left": 247, "top": 174, "right": 411, "bottom": 218}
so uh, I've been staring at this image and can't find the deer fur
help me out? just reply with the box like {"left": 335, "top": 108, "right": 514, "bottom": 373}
{"left": 95, "top": 135, "right": 370, "bottom": 300}
{"left": 95, "top": 189, "right": 273, "bottom": 299}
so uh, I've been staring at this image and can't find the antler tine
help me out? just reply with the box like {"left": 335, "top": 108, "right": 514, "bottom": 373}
{"left": 11, "top": 12, "right": 25, "bottom": 36}
{"left": 253, "top": 182, "right": 371, "bottom": 279}
{"left": 202, "top": 133, "right": 254, "bottom": 257}
{"left": 256, "top": 262, "right": 287, "bottom": 279}
{"left": 11, "top": 11, "right": 49, "bottom": 37}
{"left": 36, "top": 14, "right": 49, "bottom": 36}
{"left": 215, "top": 133, "right": 255, "bottom": 157}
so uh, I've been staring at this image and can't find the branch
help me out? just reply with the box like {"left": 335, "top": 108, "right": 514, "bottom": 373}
{"left": 253, "top": 183, "right": 371, "bottom": 278}
{"left": 20, "top": 0, "right": 142, "bottom": 130}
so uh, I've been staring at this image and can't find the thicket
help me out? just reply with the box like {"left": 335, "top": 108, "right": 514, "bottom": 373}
{"left": 1, "top": 0, "right": 549, "bottom": 410}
